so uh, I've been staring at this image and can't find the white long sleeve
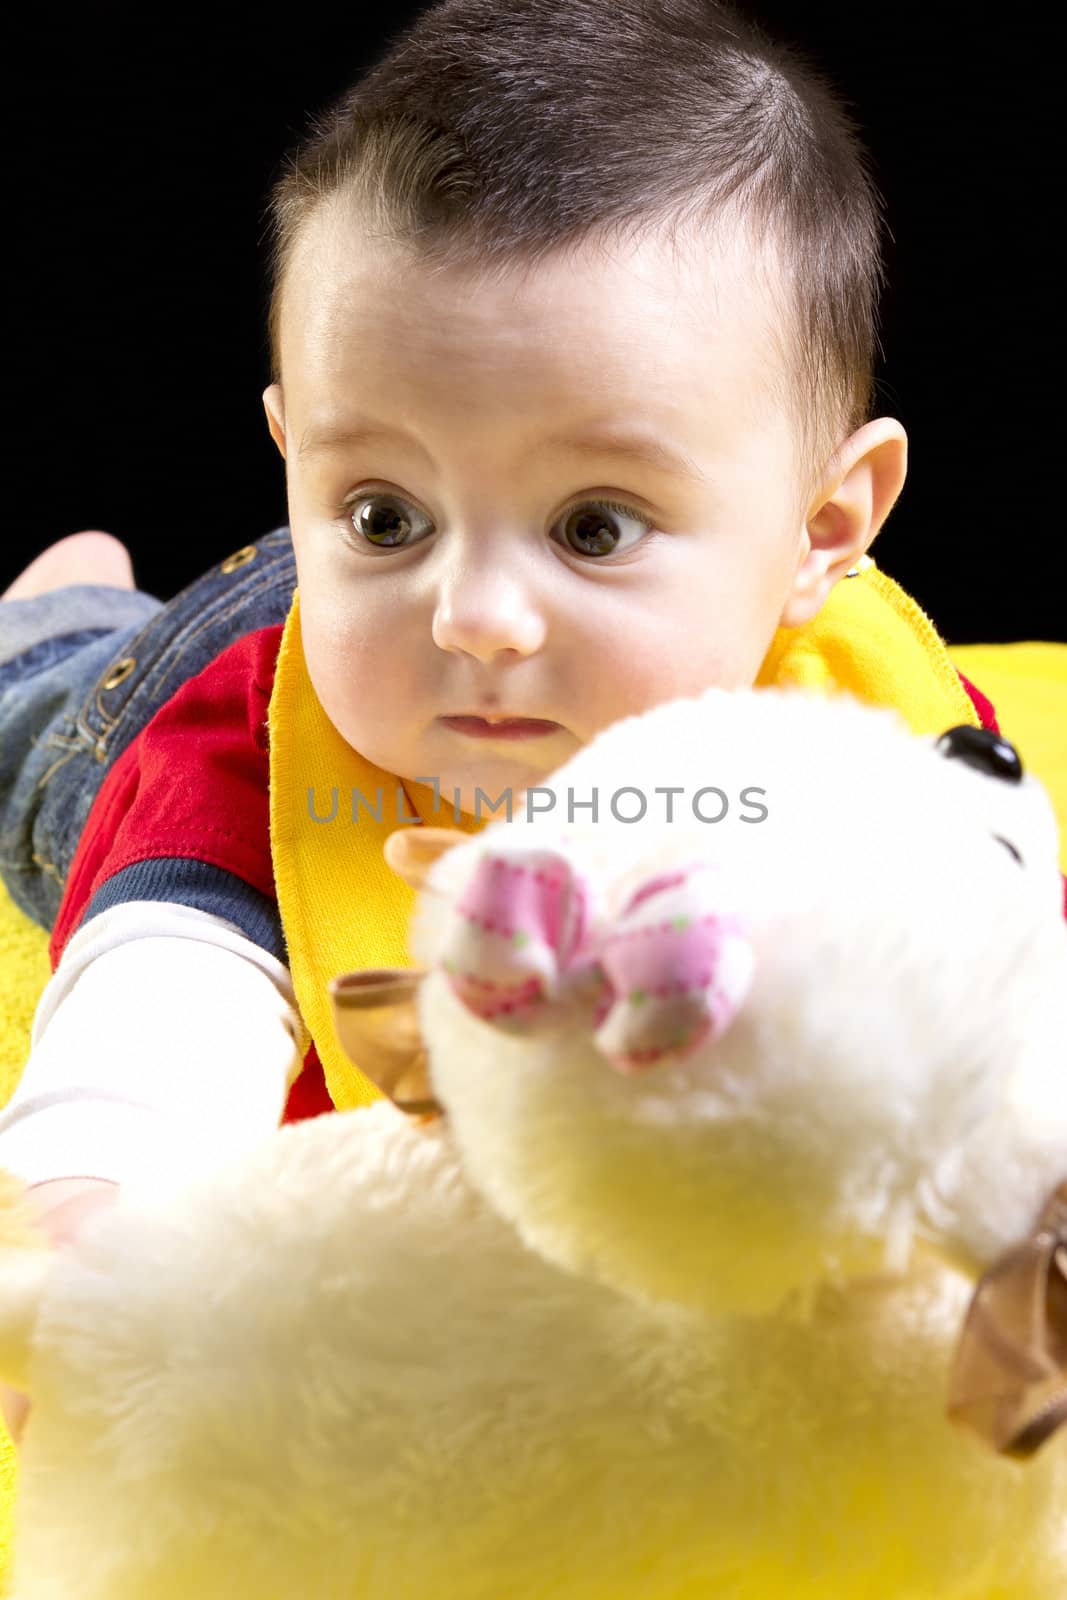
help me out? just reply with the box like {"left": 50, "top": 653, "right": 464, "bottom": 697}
{"left": 0, "top": 900, "right": 310, "bottom": 1200}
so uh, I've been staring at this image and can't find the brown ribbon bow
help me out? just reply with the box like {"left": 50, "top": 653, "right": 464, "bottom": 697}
{"left": 946, "top": 1181, "right": 1067, "bottom": 1459}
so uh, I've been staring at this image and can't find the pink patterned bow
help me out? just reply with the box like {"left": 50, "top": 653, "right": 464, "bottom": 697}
{"left": 440, "top": 847, "right": 754, "bottom": 1073}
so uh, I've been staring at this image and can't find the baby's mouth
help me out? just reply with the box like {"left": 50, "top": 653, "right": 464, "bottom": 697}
{"left": 439, "top": 714, "right": 561, "bottom": 741}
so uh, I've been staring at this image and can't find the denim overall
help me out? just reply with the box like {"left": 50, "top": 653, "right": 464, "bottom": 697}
{"left": 0, "top": 526, "right": 297, "bottom": 931}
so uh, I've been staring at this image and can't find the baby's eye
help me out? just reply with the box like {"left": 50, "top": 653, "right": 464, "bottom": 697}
{"left": 343, "top": 492, "right": 430, "bottom": 551}
{"left": 556, "top": 499, "right": 652, "bottom": 557}
{"left": 340, "top": 492, "right": 652, "bottom": 557}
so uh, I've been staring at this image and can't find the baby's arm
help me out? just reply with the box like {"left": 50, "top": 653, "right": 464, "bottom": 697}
{"left": 0, "top": 898, "right": 306, "bottom": 1193}
{"left": 0, "top": 899, "right": 306, "bottom": 1443}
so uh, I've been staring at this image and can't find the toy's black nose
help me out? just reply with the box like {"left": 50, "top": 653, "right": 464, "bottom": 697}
{"left": 935, "top": 725, "right": 1024, "bottom": 783}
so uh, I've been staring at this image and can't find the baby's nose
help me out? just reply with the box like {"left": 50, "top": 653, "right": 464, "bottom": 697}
{"left": 431, "top": 561, "right": 547, "bottom": 660}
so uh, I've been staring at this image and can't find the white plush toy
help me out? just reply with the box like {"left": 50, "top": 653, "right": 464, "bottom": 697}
{"left": 0, "top": 686, "right": 1065, "bottom": 1599}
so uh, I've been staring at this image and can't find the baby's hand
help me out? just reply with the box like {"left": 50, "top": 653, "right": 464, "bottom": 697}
{"left": 0, "top": 1178, "right": 121, "bottom": 1447}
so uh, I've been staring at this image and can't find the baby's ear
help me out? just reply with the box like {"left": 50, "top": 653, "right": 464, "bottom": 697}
{"left": 0, "top": 1170, "right": 53, "bottom": 1395}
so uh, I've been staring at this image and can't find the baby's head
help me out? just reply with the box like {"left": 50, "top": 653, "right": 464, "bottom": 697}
{"left": 261, "top": 0, "right": 907, "bottom": 819}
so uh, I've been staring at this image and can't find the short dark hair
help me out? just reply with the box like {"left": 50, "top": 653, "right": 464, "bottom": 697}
{"left": 263, "top": 0, "right": 890, "bottom": 513}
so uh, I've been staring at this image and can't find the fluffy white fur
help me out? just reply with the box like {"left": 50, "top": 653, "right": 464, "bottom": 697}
{"left": 1, "top": 685, "right": 1064, "bottom": 1599}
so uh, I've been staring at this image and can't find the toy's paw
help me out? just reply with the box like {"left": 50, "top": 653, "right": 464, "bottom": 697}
{"left": 432, "top": 845, "right": 755, "bottom": 1073}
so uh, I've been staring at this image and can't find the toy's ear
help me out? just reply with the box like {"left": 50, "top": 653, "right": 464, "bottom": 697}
{"left": 947, "top": 1180, "right": 1067, "bottom": 1459}
{"left": 383, "top": 826, "right": 468, "bottom": 890}
{"left": 326, "top": 829, "right": 467, "bottom": 1120}
{"left": 0, "top": 1169, "right": 54, "bottom": 1395}
{"left": 329, "top": 969, "right": 442, "bottom": 1120}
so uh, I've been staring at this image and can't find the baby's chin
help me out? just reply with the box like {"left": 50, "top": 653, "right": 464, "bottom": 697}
{"left": 420, "top": 767, "right": 553, "bottom": 827}
{"left": 401, "top": 735, "right": 579, "bottom": 825}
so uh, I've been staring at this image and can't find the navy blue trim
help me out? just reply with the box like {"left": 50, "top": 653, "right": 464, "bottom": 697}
{"left": 75, "top": 857, "right": 286, "bottom": 965}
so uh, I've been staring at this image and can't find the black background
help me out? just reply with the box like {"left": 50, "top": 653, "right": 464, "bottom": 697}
{"left": 8, "top": 3, "right": 1062, "bottom": 643}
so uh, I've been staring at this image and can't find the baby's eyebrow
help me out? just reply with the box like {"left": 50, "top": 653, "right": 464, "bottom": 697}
{"left": 298, "top": 417, "right": 707, "bottom": 485}
{"left": 548, "top": 427, "right": 707, "bottom": 485}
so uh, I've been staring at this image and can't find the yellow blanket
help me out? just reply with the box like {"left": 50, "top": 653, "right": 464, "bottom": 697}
{"left": 1, "top": 639, "right": 1064, "bottom": 1590}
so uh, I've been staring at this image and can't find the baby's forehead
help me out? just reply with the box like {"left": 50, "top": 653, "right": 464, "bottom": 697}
{"left": 283, "top": 200, "right": 791, "bottom": 400}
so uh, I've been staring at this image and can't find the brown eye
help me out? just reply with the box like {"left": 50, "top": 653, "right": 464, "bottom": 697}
{"left": 558, "top": 499, "right": 651, "bottom": 558}
{"left": 347, "top": 493, "right": 428, "bottom": 550}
